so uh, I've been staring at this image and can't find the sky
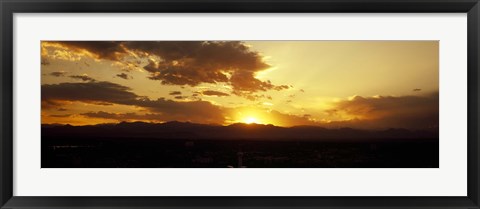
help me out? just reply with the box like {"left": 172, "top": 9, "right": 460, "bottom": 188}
{"left": 41, "top": 41, "right": 439, "bottom": 130}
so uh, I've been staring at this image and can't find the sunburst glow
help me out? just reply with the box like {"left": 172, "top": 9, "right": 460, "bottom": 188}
{"left": 243, "top": 117, "right": 260, "bottom": 124}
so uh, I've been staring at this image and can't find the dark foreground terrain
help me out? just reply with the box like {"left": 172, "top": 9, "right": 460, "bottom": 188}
{"left": 41, "top": 122, "right": 439, "bottom": 168}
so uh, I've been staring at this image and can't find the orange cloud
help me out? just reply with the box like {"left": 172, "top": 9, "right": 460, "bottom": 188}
{"left": 116, "top": 73, "right": 132, "bottom": 80}
{"left": 42, "top": 81, "right": 227, "bottom": 125}
{"left": 69, "top": 74, "right": 96, "bottom": 82}
{"left": 324, "top": 93, "right": 439, "bottom": 130}
{"left": 79, "top": 111, "right": 163, "bottom": 122}
{"left": 46, "top": 41, "right": 127, "bottom": 61}
{"left": 49, "top": 71, "right": 66, "bottom": 77}
{"left": 202, "top": 90, "right": 230, "bottom": 97}
{"left": 43, "top": 41, "right": 290, "bottom": 98}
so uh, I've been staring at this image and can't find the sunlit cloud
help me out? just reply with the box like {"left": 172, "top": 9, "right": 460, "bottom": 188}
{"left": 42, "top": 41, "right": 291, "bottom": 99}
{"left": 202, "top": 90, "right": 230, "bottom": 97}
{"left": 116, "top": 73, "right": 132, "bottom": 80}
{"left": 323, "top": 93, "right": 439, "bottom": 130}
{"left": 69, "top": 74, "right": 96, "bottom": 82}
{"left": 49, "top": 71, "right": 66, "bottom": 77}
{"left": 41, "top": 41, "right": 439, "bottom": 130}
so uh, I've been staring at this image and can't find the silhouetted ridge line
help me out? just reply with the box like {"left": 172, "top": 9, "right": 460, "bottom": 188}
{"left": 41, "top": 121, "right": 438, "bottom": 141}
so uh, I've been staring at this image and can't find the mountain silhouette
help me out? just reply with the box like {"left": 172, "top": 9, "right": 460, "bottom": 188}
{"left": 42, "top": 121, "right": 438, "bottom": 141}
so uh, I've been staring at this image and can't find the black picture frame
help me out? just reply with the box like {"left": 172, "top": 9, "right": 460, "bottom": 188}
{"left": 1, "top": 0, "right": 479, "bottom": 208}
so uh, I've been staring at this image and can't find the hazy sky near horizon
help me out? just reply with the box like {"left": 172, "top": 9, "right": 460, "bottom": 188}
{"left": 41, "top": 41, "right": 439, "bottom": 129}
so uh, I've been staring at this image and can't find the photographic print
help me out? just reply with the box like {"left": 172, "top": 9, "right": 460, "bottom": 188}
{"left": 41, "top": 41, "right": 439, "bottom": 168}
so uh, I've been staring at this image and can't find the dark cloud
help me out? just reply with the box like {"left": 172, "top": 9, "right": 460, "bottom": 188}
{"left": 57, "top": 108, "right": 68, "bottom": 111}
{"left": 48, "top": 41, "right": 127, "bottom": 61}
{"left": 41, "top": 59, "right": 50, "bottom": 66}
{"left": 50, "top": 114, "right": 72, "bottom": 118}
{"left": 240, "top": 94, "right": 272, "bottom": 101}
{"left": 48, "top": 41, "right": 290, "bottom": 97}
{"left": 132, "top": 41, "right": 270, "bottom": 91}
{"left": 174, "top": 96, "right": 187, "bottom": 100}
{"left": 325, "top": 93, "right": 439, "bottom": 130}
{"left": 69, "top": 75, "right": 96, "bottom": 82}
{"left": 42, "top": 100, "right": 68, "bottom": 110}
{"left": 202, "top": 90, "right": 230, "bottom": 97}
{"left": 116, "top": 73, "right": 132, "bottom": 80}
{"left": 42, "top": 81, "right": 138, "bottom": 106}
{"left": 50, "top": 71, "right": 66, "bottom": 77}
{"left": 42, "top": 81, "right": 227, "bottom": 124}
{"left": 132, "top": 98, "right": 225, "bottom": 124}
{"left": 42, "top": 81, "right": 315, "bottom": 125}
{"left": 80, "top": 111, "right": 163, "bottom": 121}
{"left": 169, "top": 91, "right": 182, "bottom": 95}
{"left": 229, "top": 73, "right": 289, "bottom": 96}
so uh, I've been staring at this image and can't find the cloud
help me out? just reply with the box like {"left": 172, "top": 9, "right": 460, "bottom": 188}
{"left": 41, "top": 79, "right": 439, "bottom": 129}
{"left": 46, "top": 41, "right": 290, "bottom": 97}
{"left": 80, "top": 111, "right": 163, "bottom": 121}
{"left": 49, "top": 71, "right": 66, "bottom": 77}
{"left": 42, "top": 81, "right": 138, "bottom": 106}
{"left": 174, "top": 96, "right": 187, "bottom": 100}
{"left": 42, "top": 81, "right": 227, "bottom": 124}
{"left": 41, "top": 59, "right": 50, "bottom": 66}
{"left": 48, "top": 41, "right": 126, "bottom": 61}
{"left": 129, "top": 41, "right": 284, "bottom": 94}
{"left": 50, "top": 114, "right": 72, "bottom": 118}
{"left": 202, "top": 90, "right": 230, "bottom": 97}
{"left": 266, "top": 110, "right": 317, "bottom": 127}
{"left": 116, "top": 73, "right": 132, "bottom": 80}
{"left": 132, "top": 98, "right": 226, "bottom": 124}
{"left": 169, "top": 91, "right": 182, "bottom": 95}
{"left": 324, "top": 93, "right": 439, "bottom": 129}
{"left": 69, "top": 74, "right": 96, "bottom": 82}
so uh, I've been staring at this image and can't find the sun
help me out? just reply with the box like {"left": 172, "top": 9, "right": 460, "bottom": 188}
{"left": 243, "top": 117, "right": 260, "bottom": 124}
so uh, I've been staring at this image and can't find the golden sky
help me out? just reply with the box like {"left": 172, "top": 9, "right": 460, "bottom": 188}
{"left": 41, "top": 41, "right": 439, "bottom": 129}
